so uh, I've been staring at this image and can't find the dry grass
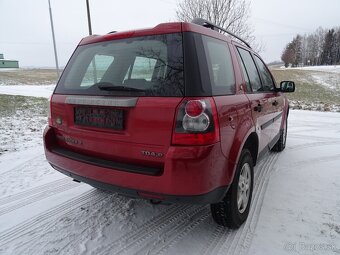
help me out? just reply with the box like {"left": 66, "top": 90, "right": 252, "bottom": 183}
{"left": 0, "top": 94, "right": 48, "bottom": 117}
{"left": 271, "top": 69, "right": 340, "bottom": 104}
{"left": 0, "top": 69, "right": 58, "bottom": 85}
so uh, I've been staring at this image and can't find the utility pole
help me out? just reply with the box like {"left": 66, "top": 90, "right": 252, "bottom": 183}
{"left": 86, "top": 0, "right": 97, "bottom": 82}
{"left": 48, "top": 0, "right": 60, "bottom": 77}
{"left": 86, "top": 0, "right": 92, "bottom": 35}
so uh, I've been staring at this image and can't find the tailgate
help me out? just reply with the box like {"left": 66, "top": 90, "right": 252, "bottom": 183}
{"left": 50, "top": 95, "right": 182, "bottom": 170}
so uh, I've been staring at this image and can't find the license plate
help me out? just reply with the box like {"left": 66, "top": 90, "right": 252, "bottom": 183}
{"left": 74, "top": 107, "right": 124, "bottom": 130}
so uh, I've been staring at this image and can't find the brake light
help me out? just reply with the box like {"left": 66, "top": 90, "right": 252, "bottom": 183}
{"left": 172, "top": 98, "right": 220, "bottom": 145}
{"left": 183, "top": 100, "right": 210, "bottom": 132}
{"left": 185, "top": 100, "right": 205, "bottom": 117}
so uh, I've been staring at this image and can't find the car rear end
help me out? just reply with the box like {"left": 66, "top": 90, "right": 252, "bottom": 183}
{"left": 44, "top": 23, "right": 232, "bottom": 203}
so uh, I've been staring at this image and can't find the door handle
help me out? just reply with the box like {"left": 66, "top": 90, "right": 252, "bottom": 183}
{"left": 254, "top": 104, "right": 263, "bottom": 112}
{"left": 272, "top": 100, "right": 278, "bottom": 106}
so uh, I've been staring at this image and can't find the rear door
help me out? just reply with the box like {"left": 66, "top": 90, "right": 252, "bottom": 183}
{"left": 236, "top": 47, "right": 274, "bottom": 154}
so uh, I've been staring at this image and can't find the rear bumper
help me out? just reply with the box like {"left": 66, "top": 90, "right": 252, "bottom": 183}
{"left": 44, "top": 126, "right": 234, "bottom": 204}
{"left": 52, "top": 164, "right": 229, "bottom": 204}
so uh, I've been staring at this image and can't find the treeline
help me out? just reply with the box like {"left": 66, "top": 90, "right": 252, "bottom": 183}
{"left": 281, "top": 27, "right": 340, "bottom": 67}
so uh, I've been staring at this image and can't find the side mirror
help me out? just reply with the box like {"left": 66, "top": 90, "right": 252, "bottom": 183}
{"left": 280, "top": 81, "right": 295, "bottom": 93}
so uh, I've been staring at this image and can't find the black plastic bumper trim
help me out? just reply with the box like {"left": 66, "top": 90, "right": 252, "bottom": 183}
{"left": 51, "top": 164, "right": 229, "bottom": 204}
{"left": 51, "top": 147, "right": 162, "bottom": 176}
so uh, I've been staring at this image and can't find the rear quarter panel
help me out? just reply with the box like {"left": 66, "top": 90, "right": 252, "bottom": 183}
{"left": 215, "top": 95, "right": 254, "bottom": 183}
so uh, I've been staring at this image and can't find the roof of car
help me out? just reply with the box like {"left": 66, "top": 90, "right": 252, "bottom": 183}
{"left": 79, "top": 22, "right": 234, "bottom": 46}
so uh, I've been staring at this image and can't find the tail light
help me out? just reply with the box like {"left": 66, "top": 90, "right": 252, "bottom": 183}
{"left": 172, "top": 98, "right": 220, "bottom": 145}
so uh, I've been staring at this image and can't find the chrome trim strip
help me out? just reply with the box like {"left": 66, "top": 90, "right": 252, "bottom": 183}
{"left": 65, "top": 96, "right": 138, "bottom": 107}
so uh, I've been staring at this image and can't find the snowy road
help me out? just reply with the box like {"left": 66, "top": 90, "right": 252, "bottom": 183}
{"left": 0, "top": 110, "right": 339, "bottom": 255}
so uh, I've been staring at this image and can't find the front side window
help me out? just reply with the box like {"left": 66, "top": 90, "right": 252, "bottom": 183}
{"left": 203, "top": 36, "right": 235, "bottom": 95}
{"left": 56, "top": 33, "right": 184, "bottom": 97}
{"left": 254, "top": 55, "right": 275, "bottom": 91}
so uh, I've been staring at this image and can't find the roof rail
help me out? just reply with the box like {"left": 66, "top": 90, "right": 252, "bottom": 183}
{"left": 191, "top": 18, "right": 251, "bottom": 49}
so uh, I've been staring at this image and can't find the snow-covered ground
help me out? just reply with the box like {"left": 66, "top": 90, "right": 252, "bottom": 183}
{"left": 294, "top": 65, "right": 340, "bottom": 74}
{"left": 0, "top": 85, "right": 54, "bottom": 98}
{"left": 0, "top": 89, "right": 340, "bottom": 254}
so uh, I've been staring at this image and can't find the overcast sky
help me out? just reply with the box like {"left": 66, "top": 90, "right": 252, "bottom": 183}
{"left": 0, "top": 0, "right": 339, "bottom": 67}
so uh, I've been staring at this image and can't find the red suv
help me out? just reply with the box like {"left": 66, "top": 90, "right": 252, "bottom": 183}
{"left": 44, "top": 18, "right": 295, "bottom": 228}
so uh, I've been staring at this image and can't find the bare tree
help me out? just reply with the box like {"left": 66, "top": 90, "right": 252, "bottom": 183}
{"left": 176, "top": 0, "right": 261, "bottom": 50}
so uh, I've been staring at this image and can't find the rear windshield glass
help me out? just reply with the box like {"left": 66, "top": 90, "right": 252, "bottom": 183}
{"left": 55, "top": 33, "right": 184, "bottom": 97}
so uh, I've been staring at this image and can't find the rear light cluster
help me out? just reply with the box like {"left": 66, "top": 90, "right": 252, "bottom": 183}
{"left": 172, "top": 98, "right": 220, "bottom": 145}
{"left": 183, "top": 100, "right": 210, "bottom": 132}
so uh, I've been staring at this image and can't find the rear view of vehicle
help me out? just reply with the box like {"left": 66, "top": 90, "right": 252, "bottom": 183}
{"left": 44, "top": 20, "right": 294, "bottom": 229}
{"left": 44, "top": 23, "right": 228, "bottom": 208}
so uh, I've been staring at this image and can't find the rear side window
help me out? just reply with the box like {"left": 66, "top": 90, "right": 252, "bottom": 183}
{"left": 56, "top": 33, "right": 184, "bottom": 97}
{"left": 202, "top": 36, "right": 235, "bottom": 95}
{"left": 237, "top": 47, "right": 262, "bottom": 92}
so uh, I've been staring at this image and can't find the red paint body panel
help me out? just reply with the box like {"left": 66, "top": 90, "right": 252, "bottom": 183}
{"left": 80, "top": 23, "right": 184, "bottom": 45}
{"left": 214, "top": 94, "right": 251, "bottom": 160}
{"left": 50, "top": 95, "right": 182, "bottom": 167}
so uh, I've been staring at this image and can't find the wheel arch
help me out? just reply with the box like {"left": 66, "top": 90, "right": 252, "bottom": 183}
{"left": 242, "top": 132, "right": 259, "bottom": 166}
{"left": 226, "top": 129, "right": 259, "bottom": 185}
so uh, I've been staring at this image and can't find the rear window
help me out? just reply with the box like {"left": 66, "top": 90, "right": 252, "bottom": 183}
{"left": 56, "top": 33, "right": 184, "bottom": 97}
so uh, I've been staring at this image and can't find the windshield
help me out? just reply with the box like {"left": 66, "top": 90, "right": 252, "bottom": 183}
{"left": 55, "top": 33, "right": 184, "bottom": 97}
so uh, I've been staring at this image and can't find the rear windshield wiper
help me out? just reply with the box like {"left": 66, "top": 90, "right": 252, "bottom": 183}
{"left": 96, "top": 82, "right": 145, "bottom": 92}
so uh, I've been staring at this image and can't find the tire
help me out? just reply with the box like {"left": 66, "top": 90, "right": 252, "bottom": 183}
{"left": 272, "top": 115, "right": 288, "bottom": 152}
{"left": 210, "top": 149, "right": 254, "bottom": 228}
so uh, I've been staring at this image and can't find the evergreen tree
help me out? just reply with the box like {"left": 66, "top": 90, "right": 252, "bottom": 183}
{"left": 332, "top": 28, "right": 340, "bottom": 64}
{"left": 281, "top": 41, "right": 296, "bottom": 67}
{"left": 321, "top": 29, "right": 335, "bottom": 65}
{"left": 293, "top": 35, "right": 303, "bottom": 66}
